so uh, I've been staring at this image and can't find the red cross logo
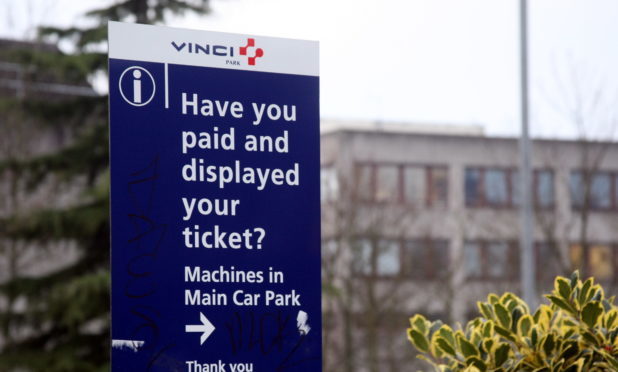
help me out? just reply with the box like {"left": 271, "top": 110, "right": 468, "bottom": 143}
{"left": 239, "top": 38, "right": 264, "bottom": 66}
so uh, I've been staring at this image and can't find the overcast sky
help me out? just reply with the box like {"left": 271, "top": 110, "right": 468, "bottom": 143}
{"left": 1, "top": 0, "right": 617, "bottom": 139}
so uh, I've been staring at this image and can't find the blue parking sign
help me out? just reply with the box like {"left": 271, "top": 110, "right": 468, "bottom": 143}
{"left": 108, "top": 22, "right": 321, "bottom": 371}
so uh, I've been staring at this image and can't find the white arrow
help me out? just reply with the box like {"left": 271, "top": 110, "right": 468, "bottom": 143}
{"left": 185, "top": 312, "right": 215, "bottom": 345}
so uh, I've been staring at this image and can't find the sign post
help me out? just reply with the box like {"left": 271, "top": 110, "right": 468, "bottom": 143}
{"left": 109, "top": 22, "right": 321, "bottom": 371}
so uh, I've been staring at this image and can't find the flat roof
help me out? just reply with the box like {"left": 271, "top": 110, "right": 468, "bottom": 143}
{"left": 320, "top": 119, "right": 484, "bottom": 136}
{"left": 320, "top": 119, "right": 618, "bottom": 147}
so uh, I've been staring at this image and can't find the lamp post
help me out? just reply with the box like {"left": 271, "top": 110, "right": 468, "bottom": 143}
{"left": 519, "top": 0, "right": 537, "bottom": 308}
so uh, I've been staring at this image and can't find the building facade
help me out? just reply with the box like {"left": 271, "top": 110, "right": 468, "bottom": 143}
{"left": 320, "top": 120, "right": 618, "bottom": 371}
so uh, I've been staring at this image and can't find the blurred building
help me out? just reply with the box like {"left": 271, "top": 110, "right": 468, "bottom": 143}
{"left": 320, "top": 120, "right": 618, "bottom": 371}
{"left": 0, "top": 38, "right": 95, "bottom": 100}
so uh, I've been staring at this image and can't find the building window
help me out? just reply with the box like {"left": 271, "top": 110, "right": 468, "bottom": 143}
{"left": 356, "top": 164, "right": 374, "bottom": 201}
{"left": 465, "top": 167, "right": 554, "bottom": 209}
{"left": 376, "top": 240, "right": 400, "bottom": 276}
{"left": 375, "top": 165, "right": 399, "bottom": 203}
{"left": 352, "top": 239, "right": 400, "bottom": 277}
{"left": 569, "top": 243, "right": 617, "bottom": 282}
{"left": 589, "top": 245, "right": 613, "bottom": 280}
{"left": 320, "top": 166, "right": 339, "bottom": 202}
{"left": 403, "top": 239, "right": 449, "bottom": 279}
{"left": 355, "top": 163, "right": 448, "bottom": 206}
{"left": 463, "top": 241, "right": 483, "bottom": 279}
{"left": 404, "top": 166, "right": 425, "bottom": 205}
{"left": 569, "top": 244, "right": 584, "bottom": 268}
{"left": 404, "top": 165, "right": 448, "bottom": 206}
{"left": 352, "top": 238, "right": 451, "bottom": 279}
{"left": 465, "top": 168, "right": 482, "bottom": 205}
{"left": 428, "top": 168, "right": 448, "bottom": 207}
{"left": 464, "top": 240, "right": 517, "bottom": 280}
{"left": 591, "top": 173, "right": 612, "bottom": 209}
{"left": 484, "top": 169, "right": 509, "bottom": 205}
{"left": 536, "top": 170, "right": 554, "bottom": 208}
{"left": 570, "top": 171, "right": 618, "bottom": 211}
{"left": 465, "top": 167, "right": 514, "bottom": 207}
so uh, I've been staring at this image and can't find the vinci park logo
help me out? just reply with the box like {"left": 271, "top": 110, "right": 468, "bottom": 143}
{"left": 170, "top": 38, "right": 264, "bottom": 66}
{"left": 239, "top": 38, "right": 264, "bottom": 65}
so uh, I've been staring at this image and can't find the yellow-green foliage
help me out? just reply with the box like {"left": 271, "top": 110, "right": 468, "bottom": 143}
{"left": 407, "top": 272, "right": 618, "bottom": 371}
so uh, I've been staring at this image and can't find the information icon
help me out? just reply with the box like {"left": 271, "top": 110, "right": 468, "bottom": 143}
{"left": 119, "top": 66, "right": 155, "bottom": 107}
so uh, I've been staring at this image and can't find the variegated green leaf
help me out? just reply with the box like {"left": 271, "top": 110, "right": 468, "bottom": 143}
{"left": 409, "top": 328, "right": 429, "bottom": 353}
{"left": 517, "top": 314, "right": 533, "bottom": 338}
{"left": 556, "top": 277, "right": 572, "bottom": 301}
{"left": 458, "top": 335, "right": 479, "bottom": 359}
{"left": 581, "top": 301, "right": 603, "bottom": 328}
{"left": 494, "top": 343, "right": 510, "bottom": 366}
{"left": 547, "top": 295, "right": 576, "bottom": 314}
{"left": 494, "top": 303, "right": 511, "bottom": 329}
{"left": 435, "top": 337, "right": 456, "bottom": 356}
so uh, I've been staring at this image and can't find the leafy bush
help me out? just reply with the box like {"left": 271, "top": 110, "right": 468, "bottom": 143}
{"left": 407, "top": 272, "right": 618, "bottom": 371}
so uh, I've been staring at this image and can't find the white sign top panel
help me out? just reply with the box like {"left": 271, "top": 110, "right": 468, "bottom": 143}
{"left": 108, "top": 21, "right": 319, "bottom": 76}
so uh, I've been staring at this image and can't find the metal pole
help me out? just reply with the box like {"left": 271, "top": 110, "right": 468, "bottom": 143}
{"left": 519, "top": 0, "right": 537, "bottom": 308}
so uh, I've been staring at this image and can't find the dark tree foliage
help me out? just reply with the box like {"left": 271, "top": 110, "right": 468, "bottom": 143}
{"left": 0, "top": 1, "right": 209, "bottom": 370}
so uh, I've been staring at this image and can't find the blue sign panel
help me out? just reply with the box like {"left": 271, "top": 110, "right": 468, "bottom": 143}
{"left": 109, "top": 22, "right": 321, "bottom": 371}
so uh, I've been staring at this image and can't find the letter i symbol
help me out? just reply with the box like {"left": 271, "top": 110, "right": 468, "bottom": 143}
{"left": 133, "top": 69, "right": 142, "bottom": 104}
{"left": 119, "top": 66, "right": 155, "bottom": 106}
